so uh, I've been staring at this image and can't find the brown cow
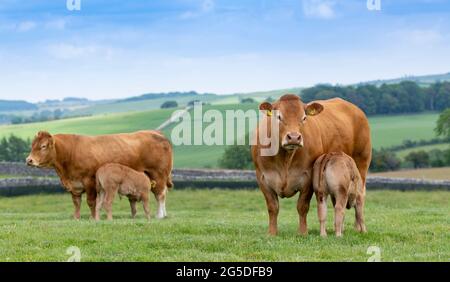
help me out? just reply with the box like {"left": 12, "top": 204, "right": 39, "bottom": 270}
{"left": 251, "top": 94, "right": 371, "bottom": 235}
{"left": 312, "top": 152, "right": 366, "bottom": 237}
{"left": 26, "top": 130, "right": 173, "bottom": 220}
{"left": 95, "top": 163, "right": 157, "bottom": 221}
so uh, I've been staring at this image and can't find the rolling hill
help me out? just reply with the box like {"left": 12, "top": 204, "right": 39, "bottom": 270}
{"left": 0, "top": 104, "right": 442, "bottom": 168}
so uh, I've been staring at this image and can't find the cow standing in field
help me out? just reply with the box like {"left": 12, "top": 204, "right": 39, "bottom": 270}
{"left": 251, "top": 94, "right": 371, "bottom": 235}
{"left": 26, "top": 130, "right": 173, "bottom": 220}
{"left": 312, "top": 152, "right": 366, "bottom": 237}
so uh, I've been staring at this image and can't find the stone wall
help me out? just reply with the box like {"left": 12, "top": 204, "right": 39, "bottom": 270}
{"left": 1, "top": 162, "right": 449, "bottom": 196}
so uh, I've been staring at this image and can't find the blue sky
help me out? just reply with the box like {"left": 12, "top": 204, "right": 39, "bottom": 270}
{"left": 0, "top": 0, "right": 450, "bottom": 102}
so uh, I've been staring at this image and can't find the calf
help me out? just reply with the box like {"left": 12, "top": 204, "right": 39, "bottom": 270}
{"left": 312, "top": 152, "right": 366, "bottom": 237}
{"left": 95, "top": 163, "right": 156, "bottom": 221}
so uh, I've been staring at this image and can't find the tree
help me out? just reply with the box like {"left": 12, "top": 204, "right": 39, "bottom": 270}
{"left": 369, "top": 149, "right": 401, "bottom": 172}
{"left": 160, "top": 100, "right": 178, "bottom": 109}
{"left": 219, "top": 144, "right": 253, "bottom": 169}
{"left": 435, "top": 108, "right": 450, "bottom": 139}
{"left": 405, "top": 151, "right": 430, "bottom": 169}
{"left": 241, "top": 98, "right": 255, "bottom": 103}
{"left": 0, "top": 135, "right": 31, "bottom": 162}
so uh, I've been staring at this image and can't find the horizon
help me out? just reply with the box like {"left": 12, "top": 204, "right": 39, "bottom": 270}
{"left": 1, "top": 1, "right": 450, "bottom": 102}
{"left": 0, "top": 69, "right": 448, "bottom": 104}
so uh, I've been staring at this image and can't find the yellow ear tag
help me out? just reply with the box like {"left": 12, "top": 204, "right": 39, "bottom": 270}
{"left": 267, "top": 110, "right": 273, "bottom": 117}
{"left": 307, "top": 109, "right": 315, "bottom": 116}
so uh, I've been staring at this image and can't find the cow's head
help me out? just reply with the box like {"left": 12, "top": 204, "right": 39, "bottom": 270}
{"left": 26, "top": 131, "right": 56, "bottom": 168}
{"left": 259, "top": 94, "right": 323, "bottom": 151}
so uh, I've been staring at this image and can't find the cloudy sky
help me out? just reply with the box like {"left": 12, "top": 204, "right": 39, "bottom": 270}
{"left": 0, "top": 0, "right": 450, "bottom": 102}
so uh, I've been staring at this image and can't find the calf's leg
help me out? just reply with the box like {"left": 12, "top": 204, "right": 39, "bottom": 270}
{"left": 142, "top": 194, "right": 151, "bottom": 221}
{"left": 104, "top": 191, "right": 116, "bottom": 220}
{"left": 334, "top": 192, "right": 348, "bottom": 237}
{"left": 129, "top": 198, "right": 137, "bottom": 219}
{"left": 71, "top": 193, "right": 82, "bottom": 220}
{"left": 355, "top": 194, "right": 367, "bottom": 233}
{"left": 95, "top": 191, "right": 105, "bottom": 221}
{"left": 316, "top": 192, "right": 328, "bottom": 237}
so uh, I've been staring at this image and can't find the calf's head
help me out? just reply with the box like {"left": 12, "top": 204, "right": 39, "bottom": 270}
{"left": 26, "top": 131, "right": 56, "bottom": 168}
{"left": 259, "top": 94, "right": 323, "bottom": 151}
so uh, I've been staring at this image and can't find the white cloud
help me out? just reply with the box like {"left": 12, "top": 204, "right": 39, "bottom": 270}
{"left": 180, "top": 0, "right": 215, "bottom": 20}
{"left": 46, "top": 43, "right": 114, "bottom": 60}
{"left": 16, "top": 21, "right": 36, "bottom": 32}
{"left": 302, "top": 0, "right": 335, "bottom": 19}
{"left": 45, "top": 18, "right": 68, "bottom": 30}
{"left": 390, "top": 28, "right": 446, "bottom": 48}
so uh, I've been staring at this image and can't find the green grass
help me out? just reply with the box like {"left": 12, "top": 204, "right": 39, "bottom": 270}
{"left": 395, "top": 143, "right": 450, "bottom": 159}
{"left": 0, "top": 189, "right": 448, "bottom": 261}
{"left": 369, "top": 112, "right": 440, "bottom": 148}
{"left": 0, "top": 109, "right": 174, "bottom": 140}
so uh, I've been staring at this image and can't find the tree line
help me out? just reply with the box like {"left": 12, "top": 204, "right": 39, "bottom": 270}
{"left": 301, "top": 81, "right": 450, "bottom": 115}
{"left": 0, "top": 135, "right": 31, "bottom": 162}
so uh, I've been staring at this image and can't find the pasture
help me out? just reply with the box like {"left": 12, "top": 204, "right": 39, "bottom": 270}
{"left": 0, "top": 189, "right": 448, "bottom": 261}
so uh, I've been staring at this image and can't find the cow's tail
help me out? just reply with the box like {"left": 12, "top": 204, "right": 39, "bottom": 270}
{"left": 313, "top": 154, "right": 328, "bottom": 203}
{"left": 95, "top": 172, "right": 102, "bottom": 193}
{"left": 318, "top": 153, "right": 332, "bottom": 199}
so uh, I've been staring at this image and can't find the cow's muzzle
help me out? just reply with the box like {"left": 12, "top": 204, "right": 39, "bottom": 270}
{"left": 282, "top": 132, "right": 303, "bottom": 150}
{"left": 26, "top": 157, "right": 37, "bottom": 167}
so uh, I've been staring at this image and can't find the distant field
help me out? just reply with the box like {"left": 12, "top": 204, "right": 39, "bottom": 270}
{"left": 67, "top": 88, "right": 301, "bottom": 116}
{"left": 369, "top": 112, "right": 439, "bottom": 148}
{"left": 371, "top": 167, "right": 450, "bottom": 180}
{"left": 0, "top": 109, "right": 174, "bottom": 140}
{"left": 0, "top": 190, "right": 448, "bottom": 261}
{"left": 395, "top": 143, "right": 450, "bottom": 159}
{"left": 0, "top": 107, "right": 441, "bottom": 168}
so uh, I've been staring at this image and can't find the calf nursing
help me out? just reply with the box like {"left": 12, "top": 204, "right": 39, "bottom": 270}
{"left": 312, "top": 152, "right": 366, "bottom": 237}
{"left": 95, "top": 163, "right": 156, "bottom": 221}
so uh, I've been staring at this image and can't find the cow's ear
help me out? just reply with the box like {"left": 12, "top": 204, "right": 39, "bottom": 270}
{"left": 305, "top": 102, "right": 324, "bottom": 116}
{"left": 259, "top": 102, "right": 273, "bottom": 116}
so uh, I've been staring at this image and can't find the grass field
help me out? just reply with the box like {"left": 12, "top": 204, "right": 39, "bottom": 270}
{"left": 369, "top": 112, "right": 440, "bottom": 148}
{"left": 0, "top": 107, "right": 441, "bottom": 168}
{"left": 371, "top": 167, "right": 450, "bottom": 180}
{"left": 395, "top": 143, "right": 450, "bottom": 159}
{"left": 0, "top": 189, "right": 448, "bottom": 261}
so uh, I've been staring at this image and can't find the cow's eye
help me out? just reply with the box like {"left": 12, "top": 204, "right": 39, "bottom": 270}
{"left": 277, "top": 115, "right": 282, "bottom": 121}
{"left": 302, "top": 116, "right": 307, "bottom": 122}
{"left": 41, "top": 145, "right": 47, "bottom": 150}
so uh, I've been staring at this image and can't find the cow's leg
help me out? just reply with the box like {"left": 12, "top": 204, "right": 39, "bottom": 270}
{"left": 353, "top": 153, "right": 371, "bottom": 190}
{"left": 71, "top": 193, "right": 82, "bottom": 220}
{"left": 297, "top": 184, "right": 314, "bottom": 235}
{"left": 260, "top": 187, "right": 279, "bottom": 236}
{"left": 95, "top": 191, "right": 105, "bottom": 221}
{"left": 334, "top": 191, "right": 348, "bottom": 237}
{"left": 355, "top": 193, "right": 367, "bottom": 233}
{"left": 84, "top": 179, "right": 97, "bottom": 219}
{"left": 153, "top": 187, "right": 167, "bottom": 219}
{"left": 129, "top": 198, "right": 137, "bottom": 219}
{"left": 316, "top": 193, "right": 328, "bottom": 237}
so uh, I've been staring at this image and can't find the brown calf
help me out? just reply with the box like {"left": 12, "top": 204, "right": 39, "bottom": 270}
{"left": 312, "top": 152, "right": 366, "bottom": 237}
{"left": 95, "top": 163, "right": 156, "bottom": 221}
